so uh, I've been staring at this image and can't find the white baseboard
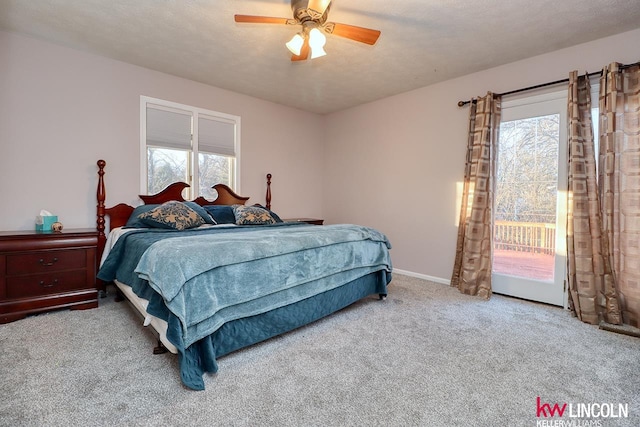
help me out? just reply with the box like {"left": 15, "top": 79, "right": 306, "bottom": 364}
{"left": 392, "top": 269, "right": 450, "bottom": 286}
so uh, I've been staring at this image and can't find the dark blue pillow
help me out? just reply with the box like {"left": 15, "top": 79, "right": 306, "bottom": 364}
{"left": 124, "top": 201, "right": 215, "bottom": 228}
{"left": 203, "top": 205, "right": 236, "bottom": 224}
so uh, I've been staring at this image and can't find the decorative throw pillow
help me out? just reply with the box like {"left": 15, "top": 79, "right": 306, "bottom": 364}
{"left": 233, "top": 205, "right": 276, "bottom": 225}
{"left": 125, "top": 204, "right": 160, "bottom": 228}
{"left": 183, "top": 201, "right": 216, "bottom": 225}
{"left": 137, "top": 201, "right": 205, "bottom": 230}
{"left": 252, "top": 204, "right": 284, "bottom": 223}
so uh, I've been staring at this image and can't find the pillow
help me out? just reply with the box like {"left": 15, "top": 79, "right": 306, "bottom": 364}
{"left": 232, "top": 205, "right": 276, "bottom": 225}
{"left": 252, "top": 204, "right": 283, "bottom": 223}
{"left": 203, "top": 205, "right": 236, "bottom": 225}
{"left": 124, "top": 201, "right": 215, "bottom": 228}
{"left": 137, "top": 201, "right": 206, "bottom": 230}
{"left": 125, "top": 204, "right": 160, "bottom": 228}
{"left": 183, "top": 201, "right": 216, "bottom": 225}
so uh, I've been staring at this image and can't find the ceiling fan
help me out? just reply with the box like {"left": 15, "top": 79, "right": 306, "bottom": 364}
{"left": 234, "top": 0, "right": 381, "bottom": 61}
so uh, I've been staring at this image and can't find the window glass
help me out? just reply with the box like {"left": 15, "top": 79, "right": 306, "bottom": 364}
{"left": 199, "top": 153, "right": 234, "bottom": 200}
{"left": 147, "top": 147, "right": 189, "bottom": 195}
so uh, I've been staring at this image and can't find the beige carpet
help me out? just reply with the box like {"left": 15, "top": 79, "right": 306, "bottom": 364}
{"left": 1, "top": 274, "right": 638, "bottom": 426}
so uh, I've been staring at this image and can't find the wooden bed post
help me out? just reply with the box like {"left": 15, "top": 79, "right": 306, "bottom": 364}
{"left": 266, "top": 173, "right": 272, "bottom": 210}
{"left": 96, "top": 159, "right": 107, "bottom": 297}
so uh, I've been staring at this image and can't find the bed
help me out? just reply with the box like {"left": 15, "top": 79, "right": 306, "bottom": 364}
{"left": 95, "top": 160, "right": 392, "bottom": 390}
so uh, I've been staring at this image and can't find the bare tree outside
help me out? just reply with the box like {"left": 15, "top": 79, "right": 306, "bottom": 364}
{"left": 493, "top": 114, "right": 560, "bottom": 281}
{"left": 147, "top": 148, "right": 188, "bottom": 194}
{"left": 199, "top": 153, "right": 233, "bottom": 200}
{"left": 496, "top": 114, "right": 559, "bottom": 224}
{"left": 147, "top": 148, "right": 234, "bottom": 200}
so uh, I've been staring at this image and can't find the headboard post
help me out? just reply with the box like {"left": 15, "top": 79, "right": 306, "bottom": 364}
{"left": 266, "top": 173, "right": 272, "bottom": 210}
{"left": 96, "top": 159, "right": 107, "bottom": 297}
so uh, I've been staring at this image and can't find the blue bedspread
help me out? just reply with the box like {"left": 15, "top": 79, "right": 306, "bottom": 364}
{"left": 98, "top": 223, "right": 392, "bottom": 389}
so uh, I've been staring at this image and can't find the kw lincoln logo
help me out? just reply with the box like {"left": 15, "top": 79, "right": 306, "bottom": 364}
{"left": 535, "top": 397, "right": 630, "bottom": 427}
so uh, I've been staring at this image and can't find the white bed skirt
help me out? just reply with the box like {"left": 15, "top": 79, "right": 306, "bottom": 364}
{"left": 102, "top": 227, "right": 177, "bottom": 354}
{"left": 114, "top": 280, "right": 178, "bottom": 354}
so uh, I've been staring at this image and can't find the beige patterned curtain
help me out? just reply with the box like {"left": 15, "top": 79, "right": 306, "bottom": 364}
{"left": 451, "top": 93, "right": 501, "bottom": 299}
{"left": 599, "top": 63, "right": 640, "bottom": 327}
{"left": 566, "top": 71, "right": 620, "bottom": 325}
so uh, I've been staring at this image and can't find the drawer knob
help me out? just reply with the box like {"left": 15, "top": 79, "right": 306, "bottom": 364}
{"left": 39, "top": 279, "right": 59, "bottom": 288}
{"left": 38, "top": 257, "right": 59, "bottom": 267}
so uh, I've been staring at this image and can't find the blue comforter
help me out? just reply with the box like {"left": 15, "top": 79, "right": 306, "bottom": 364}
{"left": 98, "top": 223, "right": 392, "bottom": 389}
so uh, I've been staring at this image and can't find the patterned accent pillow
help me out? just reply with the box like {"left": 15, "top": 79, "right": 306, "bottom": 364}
{"left": 137, "top": 201, "right": 205, "bottom": 230}
{"left": 125, "top": 204, "right": 161, "bottom": 228}
{"left": 252, "top": 204, "right": 284, "bottom": 223}
{"left": 233, "top": 205, "right": 276, "bottom": 225}
{"left": 184, "top": 201, "right": 216, "bottom": 225}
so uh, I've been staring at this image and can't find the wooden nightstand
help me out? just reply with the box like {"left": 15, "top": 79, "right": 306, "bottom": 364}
{"left": 0, "top": 228, "right": 99, "bottom": 323}
{"left": 284, "top": 218, "right": 324, "bottom": 225}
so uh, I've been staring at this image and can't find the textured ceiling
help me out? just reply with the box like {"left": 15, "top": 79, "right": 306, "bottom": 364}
{"left": 1, "top": 0, "right": 639, "bottom": 114}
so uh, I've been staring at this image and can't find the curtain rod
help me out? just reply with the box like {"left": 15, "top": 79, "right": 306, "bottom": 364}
{"left": 456, "top": 60, "right": 640, "bottom": 107}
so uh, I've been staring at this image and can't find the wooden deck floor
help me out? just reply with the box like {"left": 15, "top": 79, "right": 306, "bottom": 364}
{"left": 493, "top": 249, "right": 554, "bottom": 281}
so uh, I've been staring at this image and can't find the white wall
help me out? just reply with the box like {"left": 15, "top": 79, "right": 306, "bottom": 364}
{"left": 2, "top": 27, "right": 638, "bottom": 284}
{"left": 323, "top": 28, "right": 640, "bottom": 282}
{"left": 0, "top": 30, "right": 325, "bottom": 231}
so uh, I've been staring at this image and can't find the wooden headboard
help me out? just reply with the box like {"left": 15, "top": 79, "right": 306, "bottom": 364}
{"left": 96, "top": 159, "right": 272, "bottom": 275}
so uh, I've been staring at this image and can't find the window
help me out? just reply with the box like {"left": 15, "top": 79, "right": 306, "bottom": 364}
{"left": 140, "top": 96, "right": 240, "bottom": 199}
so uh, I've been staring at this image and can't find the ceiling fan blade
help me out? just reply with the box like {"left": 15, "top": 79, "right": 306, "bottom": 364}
{"left": 234, "top": 15, "right": 292, "bottom": 25}
{"left": 291, "top": 38, "right": 310, "bottom": 61}
{"left": 325, "top": 22, "right": 381, "bottom": 45}
{"left": 307, "top": 0, "right": 331, "bottom": 15}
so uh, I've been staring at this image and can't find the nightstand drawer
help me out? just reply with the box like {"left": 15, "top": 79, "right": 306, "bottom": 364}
{"left": 6, "top": 270, "right": 87, "bottom": 299}
{"left": 6, "top": 249, "right": 87, "bottom": 275}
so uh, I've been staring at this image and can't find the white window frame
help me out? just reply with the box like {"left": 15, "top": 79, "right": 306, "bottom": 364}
{"left": 140, "top": 96, "right": 241, "bottom": 196}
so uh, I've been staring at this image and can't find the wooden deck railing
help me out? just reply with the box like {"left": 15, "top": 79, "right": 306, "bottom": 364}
{"left": 494, "top": 220, "right": 556, "bottom": 254}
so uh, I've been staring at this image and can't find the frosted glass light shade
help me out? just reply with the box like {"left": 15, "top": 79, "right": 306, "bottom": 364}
{"left": 286, "top": 33, "right": 305, "bottom": 56}
{"left": 308, "top": 28, "right": 326, "bottom": 59}
{"left": 310, "top": 45, "right": 326, "bottom": 59}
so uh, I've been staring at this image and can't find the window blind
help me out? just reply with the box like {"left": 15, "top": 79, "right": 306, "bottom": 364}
{"left": 146, "top": 107, "right": 192, "bottom": 149}
{"left": 198, "top": 115, "right": 235, "bottom": 157}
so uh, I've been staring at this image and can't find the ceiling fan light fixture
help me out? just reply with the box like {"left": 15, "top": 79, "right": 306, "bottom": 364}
{"left": 308, "top": 27, "right": 326, "bottom": 59}
{"left": 236, "top": 0, "right": 381, "bottom": 62}
{"left": 285, "top": 33, "right": 305, "bottom": 55}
